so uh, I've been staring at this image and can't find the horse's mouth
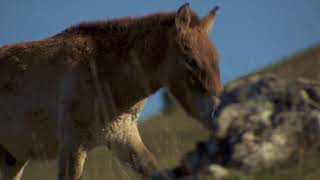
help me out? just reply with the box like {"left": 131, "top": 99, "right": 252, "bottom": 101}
{"left": 209, "top": 97, "right": 221, "bottom": 129}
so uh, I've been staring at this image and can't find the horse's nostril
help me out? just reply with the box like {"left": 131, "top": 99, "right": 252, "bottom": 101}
{"left": 211, "top": 110, "right": 215, "bottom": 120}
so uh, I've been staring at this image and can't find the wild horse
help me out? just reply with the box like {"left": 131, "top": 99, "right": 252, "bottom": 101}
{"left": 0, "top": 3, "right": 222, "bottom": 180}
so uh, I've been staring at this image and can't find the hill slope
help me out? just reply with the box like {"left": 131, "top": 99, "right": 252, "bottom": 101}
{"left": 240, "top": 44, "right": 320, "bottom": 81}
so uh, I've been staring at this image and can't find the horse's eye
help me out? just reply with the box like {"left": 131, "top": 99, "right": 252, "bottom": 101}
{"left": 185, "top": 58, "right": 200, "bottom": 72}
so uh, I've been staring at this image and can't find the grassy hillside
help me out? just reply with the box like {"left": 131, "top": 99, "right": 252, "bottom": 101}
{"left": 240, "top": 44, "right": 320, "bottom": 82}
{"left": 23, "top": 108, "right": 320, "bottom": 180}
{"left": 22, "top": 45, "right": 320, "bottom": 179}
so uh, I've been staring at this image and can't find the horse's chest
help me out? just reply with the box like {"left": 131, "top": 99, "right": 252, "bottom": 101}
{"left": 86, "top": 98, "right": 146, "bottom": 146}
{"left": 87, "top": 112, "right": 138, "bottom": 147}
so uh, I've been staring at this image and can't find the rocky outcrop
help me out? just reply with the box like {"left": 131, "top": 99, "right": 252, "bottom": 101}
{"left": 152, "top": 75, "right": 320, "bottom": 179}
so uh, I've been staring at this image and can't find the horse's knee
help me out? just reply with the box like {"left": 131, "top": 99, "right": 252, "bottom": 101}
{"left": 131, "top": 144, "right": 158, "bottom": 176}
{"left": 112, "top": 137, "right": 158, "bottom": 177}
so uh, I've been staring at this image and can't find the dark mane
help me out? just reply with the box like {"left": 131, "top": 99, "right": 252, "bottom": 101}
{"left": 57, "top": 10, "right": 201, "bottom": 36}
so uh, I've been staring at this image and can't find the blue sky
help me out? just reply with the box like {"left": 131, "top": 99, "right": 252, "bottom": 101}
{"left": 1, "top": 0, "right": 320, "bottom": 118}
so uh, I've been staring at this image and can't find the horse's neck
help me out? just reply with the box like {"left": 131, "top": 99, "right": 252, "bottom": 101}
{"left": 95, "top": 28, "right": 168, "bottom": 115}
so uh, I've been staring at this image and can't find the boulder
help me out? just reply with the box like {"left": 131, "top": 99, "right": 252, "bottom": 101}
{"left": 152, "top": 75, "right": 320, "bottom": 179}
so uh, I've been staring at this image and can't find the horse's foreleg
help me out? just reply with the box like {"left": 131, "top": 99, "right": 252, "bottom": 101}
{"left": 57, "top": 143, "right": 87, "bottom": 180}
{"left": 0, "top": 145, "right": 28, "bottom": 180}
{"left": 111, "top": 124, "right": 158, "bottom": 179}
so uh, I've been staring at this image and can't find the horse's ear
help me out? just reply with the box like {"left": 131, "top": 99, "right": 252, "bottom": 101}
{"left": 175, "top": 3, "right": 191, "bottom": 30}
{"left": 200, "top": 6, "right": 219, "bottom": 33}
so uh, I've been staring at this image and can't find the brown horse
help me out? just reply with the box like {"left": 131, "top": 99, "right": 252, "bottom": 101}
{"left": 0, "top": 3, "right": 222, "bottom": 180}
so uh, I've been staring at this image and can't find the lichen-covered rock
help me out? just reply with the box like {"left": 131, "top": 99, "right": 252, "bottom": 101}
{"left": 151, "top": 75, "right": 320, "bottom": 180}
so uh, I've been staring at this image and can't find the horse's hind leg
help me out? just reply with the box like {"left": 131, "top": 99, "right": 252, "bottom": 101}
{"left": 0, "top": 145, "right": 28, "bottom": 180}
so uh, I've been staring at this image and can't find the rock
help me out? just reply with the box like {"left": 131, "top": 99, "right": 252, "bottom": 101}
{"left": 151, "top": 75, "right": 320, "bottom": 179}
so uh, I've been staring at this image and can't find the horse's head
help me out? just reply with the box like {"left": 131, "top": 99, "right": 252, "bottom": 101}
{"left": 164, "top": 4, "right": 223, "bottom": 127}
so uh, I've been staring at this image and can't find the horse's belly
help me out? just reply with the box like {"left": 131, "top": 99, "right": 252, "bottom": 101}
{"left": 0, "top": 102, "right": 59, "bottom": 160}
